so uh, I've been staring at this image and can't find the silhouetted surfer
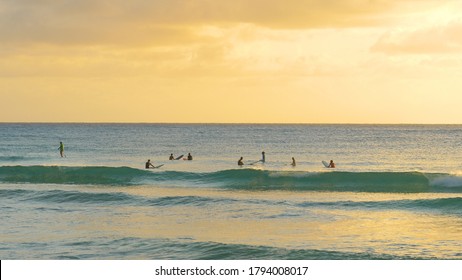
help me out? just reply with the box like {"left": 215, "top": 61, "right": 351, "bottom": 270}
{"left": 145, "top": 159, "right": 155, "bottom": 169}
{"left": 291, "top": 157, "right": 296, "bottom": 167}
{"left": 238, "top": 157, "right": 244, "bottom": 166}
{"left": 58, "top": 142, "right": 64, "bottom": 157}
{"left": 187, "top": 153, "right": 193, "bottom": 160}
{"left": 328, "top": 160, "right": 335, "bottom": 168}
{"left": 261, "top": 151, "right": 265, "bottom": 163}
{"left": 169, "top": 154, "right": 174, "bottom": 160}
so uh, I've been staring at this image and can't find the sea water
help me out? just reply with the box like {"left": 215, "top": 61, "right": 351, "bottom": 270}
{"left": 1, "top": 123, "right": 462, "bottom": 259}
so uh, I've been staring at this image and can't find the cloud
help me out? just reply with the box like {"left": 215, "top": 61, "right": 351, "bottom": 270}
{"left": 371, "top": 20, "right": 462, "bottom": 54}
{"left": 0, "top": 1, "right": 199, "bottom": 47}
{"left": 0, "top": 0, "right": 441, "bottom": 47}
{"left": 0, "top": 0, "right": 451, "bottom": 81}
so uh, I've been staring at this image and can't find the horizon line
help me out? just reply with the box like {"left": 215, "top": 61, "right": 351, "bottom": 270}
{"left": 1, "top": 122, "right": 462, "bottom": 125}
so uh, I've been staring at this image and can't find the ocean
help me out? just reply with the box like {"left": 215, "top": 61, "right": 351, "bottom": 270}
{"left": 1, "top": 123, "right": 462, "bottom": 259}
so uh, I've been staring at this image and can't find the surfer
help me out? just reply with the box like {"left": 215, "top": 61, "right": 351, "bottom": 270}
{"left": 187, "top": 153, "right": 193, "bottom": 160}
{"left": 291, "top": 157, "right": 296, "bottom": 167}
{"left": 169, "top": 154, "right": 174, "bottom": 160}
{"left": 145, "top": 159, "right": 155, "bottom": 169}
{"left": 238, "top": 157, "right": 244, "bottom": 166}
{"left": 328, "top": 160, "right": 335, "bottom": 168}
{"left": 261, "top": 151, "right": 265, "bottom": 163}
{"left": 58, "top": 142, "right": 64, "bottom": 157}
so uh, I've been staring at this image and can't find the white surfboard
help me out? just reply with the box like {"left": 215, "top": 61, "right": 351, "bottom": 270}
{"left": 322, "top": 161, "right": 329, "bottom": 168}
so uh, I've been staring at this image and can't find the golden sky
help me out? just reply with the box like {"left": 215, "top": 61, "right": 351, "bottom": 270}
{"left": 1, "top": 0, "right": 462, "bottom": 123}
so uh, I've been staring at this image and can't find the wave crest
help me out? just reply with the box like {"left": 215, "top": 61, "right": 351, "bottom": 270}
{"left": 1, "top": 166, "right": 462, "bottom": 193}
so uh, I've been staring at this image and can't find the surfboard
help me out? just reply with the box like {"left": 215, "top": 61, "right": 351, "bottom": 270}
{"left": 322, "top": 161, "right": 329, "bottom": 168}
{"left": 154, "top": 164, "right": 164, "bottom": 168}
{"left": 175, "top": 155, "right": 184, "bottom": 160}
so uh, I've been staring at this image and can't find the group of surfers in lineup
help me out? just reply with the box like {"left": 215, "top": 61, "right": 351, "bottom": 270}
{"left": 146, "top": 153, "right": 193, "bottom": 169}
{"left": 237, "top": 151, "right": 335, "bottom": 168}
{"left": 147, "top": 151, "right": 336, "bottom": 169}
{"left": 58, "top": 142, "right": 335, "bottom": 170}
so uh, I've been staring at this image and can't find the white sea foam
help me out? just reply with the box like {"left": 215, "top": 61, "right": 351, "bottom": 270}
{"left": 429, "top": 175, "right": 462, "bottom": 188}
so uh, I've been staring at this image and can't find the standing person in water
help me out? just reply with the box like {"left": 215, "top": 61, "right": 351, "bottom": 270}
{"left": 291, "top": 157, "right": 296, "bottom": 167}
{"left": 238, "top": 157, "right": 244, "bottom": 166}
{"left": 58, "top": 142, "right": 64, "bottom": 157}
{"left": 145, "top": 159, "right": 155, "bottom": 169}
{"left": 261, "top": 151, "right": 265, "bottom": 163}
{"left": 328, "top": 160, "right": 336, "bottom": 168}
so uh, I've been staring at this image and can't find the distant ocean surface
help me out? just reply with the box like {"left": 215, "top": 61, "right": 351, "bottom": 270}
{"left": 1, "top": 123, "right": 462, "bottom": 259}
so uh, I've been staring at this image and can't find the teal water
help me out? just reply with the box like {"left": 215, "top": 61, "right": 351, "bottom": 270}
{"left": 1, "top": 124, "right": 462, "bottom": 259}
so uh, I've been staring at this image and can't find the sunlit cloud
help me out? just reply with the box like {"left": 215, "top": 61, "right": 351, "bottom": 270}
{"left": 372, "top": 20, "right": 462, "bottom": 54}
{"left": 1, "top": 0, "right": 462, "bottom": 123}
{"left": 0, "top": 0, "right": 440, "bottom": 47}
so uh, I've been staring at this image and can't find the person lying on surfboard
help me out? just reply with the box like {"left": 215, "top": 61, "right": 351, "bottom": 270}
{"left": 328, "top": 160, "right": 335, "bottom": 168}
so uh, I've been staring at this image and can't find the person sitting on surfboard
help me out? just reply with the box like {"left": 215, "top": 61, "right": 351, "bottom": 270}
{"left": 187, "top": 153, "right": 193, "bottom": 160}
{"left": 328, "top": 160, "right": 335, "bottom": 168}
{"left": 145, "top": 159, "right": 155, "bottom": 169}
{"left": 238, "top": 157, "right": 244, "bottom": 166}
{"left": 169, "top": 154, "right": 174, "bottom": 160}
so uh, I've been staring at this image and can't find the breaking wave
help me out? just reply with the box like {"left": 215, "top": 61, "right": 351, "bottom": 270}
{"left": 1, "top": 166, "right": 462, "bottom": 193}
